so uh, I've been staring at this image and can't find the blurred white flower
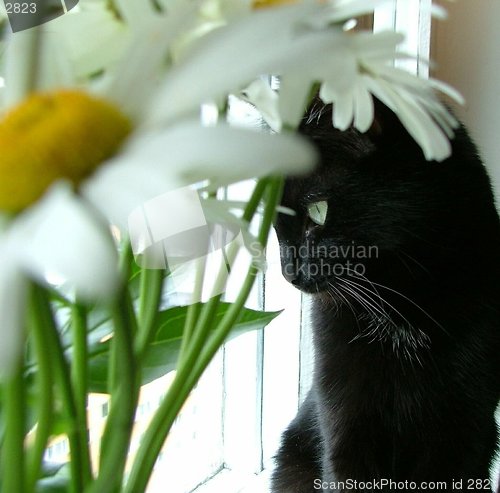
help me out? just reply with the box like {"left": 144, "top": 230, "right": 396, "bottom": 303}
{"left": 169, "top": 0, "right": 254, "bottom": 61}
{"left": 0, "top": 0, "right": 129, "bottom": 95}
{"left": 44, "top": 0, "right": 130, "bottom": 82}
{"left": 0, "top": 0, "right": 318, "bottom": 376}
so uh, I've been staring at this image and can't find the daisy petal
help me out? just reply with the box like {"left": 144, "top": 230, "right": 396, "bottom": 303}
{"left": 363, "top": 75, "right": 398, "bottom": 112}
{"left": 353, "top": 77, "right": 374, "bottom": 133}
{"left": 332, "top": 90, "right": 354, "bottom": 131}
{"left": 46, "top": 3, "right": 129, "bottom": 81}
{"left": 239, "top": 78, "right": 282, "bottom": 132}
{"left": 0, "top": 248, "right": 27, "bottom": 378}
{"left": 305, "top": 0, "right": 389, "bottom": 28}
{"left": 147, "top": 3, "right": 331, "bottom": 125}
{"left": 278, "top": 74, "right": 313, "bottom": 130}
{"left": 115, "top": 122, "right": 318, "bottom": 191}
{"left": 391, "top": 87, "right": 451, "bottom": 161}
{"left": 352, "top": 31, "right": 404, "bottom": 60}
{"left": 13, "top": 184, "right": 121, "bottom": 301}
{"left": 3, "top": 29, "right": 40, "bottom": 108}
{"left": 428, "top": 78, "right": 465, "bottom": 105}
{"left": 83, "top": 162, "right": 183, "bottom": 231}
{"left": 107, "top": 0, "right": 202, "bottom": 121}
{"left": 115, "top": 0, "right": 157, "bottom": 27}
{"left": 430, "top": 3, "right": 448, "bottom": 20}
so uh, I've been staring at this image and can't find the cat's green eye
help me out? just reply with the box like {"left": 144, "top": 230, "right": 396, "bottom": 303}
{"left": 307, "top": 200, "right": 328, "bottom": 226}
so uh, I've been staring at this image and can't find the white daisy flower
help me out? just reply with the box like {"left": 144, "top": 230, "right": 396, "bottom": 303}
{"left": 169, "top": 0, "right": 255, "bottom": 61}
{"left": 43, "top": 0, "right": 131, "bottom": 82}
{"left": 178, "top": 1, "right": 458, "bottom": 161}
{"left": 0, "top": 0, "right": 129, "bottom": 93}
{"left": 315, "top": 30, "right": 465, "bottom": 161}
{"left": 0, "top": 1, "right": 318, "bottom": 377}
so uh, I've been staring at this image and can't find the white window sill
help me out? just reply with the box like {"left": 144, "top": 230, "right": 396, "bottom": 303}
{"left": 194, "top": 468, "right": 271, "bottom": 493}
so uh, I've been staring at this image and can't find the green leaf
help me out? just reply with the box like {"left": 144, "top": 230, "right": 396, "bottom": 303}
{"left": 36, "top": 463, "right": 70, "bottom": 493}
{"left": 40, "top": 461, "right": 66, "bottom": 479}
{"left": 35, "top": 477, "right": 69, "bottom": 493}
{"left": 88, "top": 302, "right": 281, "bottom": 393}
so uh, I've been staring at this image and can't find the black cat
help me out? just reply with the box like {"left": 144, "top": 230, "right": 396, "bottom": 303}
{"left": 272, "top": 100, "right": 500, "bottom": 492}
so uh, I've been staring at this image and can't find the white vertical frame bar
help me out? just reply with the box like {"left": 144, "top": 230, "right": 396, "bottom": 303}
{"left": 417, "top": 0, "right": 432, "bottom": 77}
{"left": 298, "top": 299, "right": 314, "bottom": 403}
{"left": 395, "top": 0, "right": 420, "bottom": 73}
{"left": 374, "top": 0, "right": 433, "bottom": 77}
{"left": 261, "top": 230, "right": 302, "bottom": 466}
{"left": 222, "top": 179, "right": 265, "bottom": 476}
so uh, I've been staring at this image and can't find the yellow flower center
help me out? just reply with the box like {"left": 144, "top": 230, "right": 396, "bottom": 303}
{"left": 253, "top": 0, "right": 296, "bottom": 9}
{"left": 0, "top": 90, "right": 132, "bottom": 212}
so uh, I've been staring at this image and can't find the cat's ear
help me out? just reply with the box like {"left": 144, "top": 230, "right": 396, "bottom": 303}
{"left": 365, "top": 97, "right": 409, "bottom": 143}
{"left": 367, "top": 114, "right": 383, "bottom": 138}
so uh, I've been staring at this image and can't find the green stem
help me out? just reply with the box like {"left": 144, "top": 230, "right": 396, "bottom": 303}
{"left": 89, "top": 289, "right": 139, "bottom": 493}
{"left": 1, "top": 363, "right": 25, "bottom": 493}
{"left": 124, "top": 177, "right": 283, "bottom": 493}
{"left": 195, "top": 176, "right": 283, "bottom": 372}
{"left": 135, "top": 268, "right": 164, "bottom": 359}
{"left": 126, "top": 262, "right": 260, "bottom": 493}
{"left": 178, "top": 177, "right": 269, "bottom": 366}
{"left": 177, "top": 242, "right": 240, "bottom": 367}
{"left": 106, "top": 290, "right": 137, "bottom": 401}
{"left": 178, "top": 256, "right": 206, "bottom": 357}
{"left": 179, "top": 301, "right": 202, "bottom": 357}
{"left": 35, "top": 285, "right": 87, "bottom": 493}
{"left": 119, "top": 241, "right": 134, "bottom": 278}
{"left": 70, "top": 302, "right": 92, "bottom": 486}
{"left": 178, "top": 178, "right": 269, "bottom": 365}
{"left": 176, "top": 178, "right": 284, "bottom": 397}
{"left": 242, "top": 178, "right": 270, "bottom": 222}
{"left": 25, "top": 286, "right": 55, "bottom": 493}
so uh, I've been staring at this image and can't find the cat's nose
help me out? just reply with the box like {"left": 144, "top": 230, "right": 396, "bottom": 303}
{"left": 282, "top": 263, "right": 299, "bottom": 284}
{"left": 280, "top": 243, "right": 301, "bottom": 285}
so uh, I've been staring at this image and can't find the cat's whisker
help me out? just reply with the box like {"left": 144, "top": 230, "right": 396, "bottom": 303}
{"left": 340, "top": 268, "right": 443, "bottom": 334}
{"left": 349, "top": 274, "right": 448, "bottom": 337}
{"left": 337, "top": 275, "right": 431, "bottom": 361}
{"left": 333, "top": 279, "right": 401, "bottom": 345}
{"left": 337, "top": 277, "right": 392, "bottom": 321}
{"left": 327, "top": 281, "right": 361, "bottom": 331}
{"left": 398, "top": 250, "right": 433, "bottom": 278}
{"left": 396, "top": 253, "right": 417, "bottom": 278}
{"left": 321, "top": 283, "right": 342, "bottom": 317}
{"left": 336, "top": 280, "right": 392, "bottom": 327}
{"left": 341, "top": 268, "right": 388, "bottom": 311}
{"left": 339, "top": 274, "right": 413, "bottom": 330}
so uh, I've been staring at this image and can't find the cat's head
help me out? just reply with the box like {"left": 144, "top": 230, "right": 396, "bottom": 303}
{"left": 274, "top": 99, "right": 496, "bottom": 296}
